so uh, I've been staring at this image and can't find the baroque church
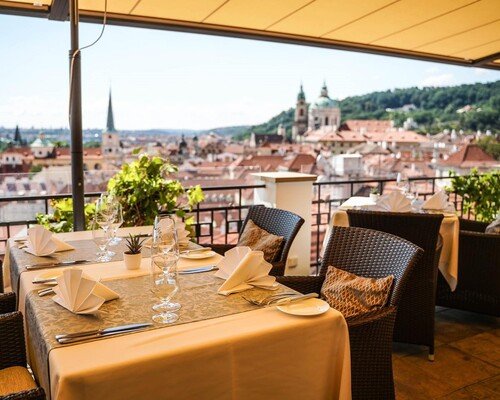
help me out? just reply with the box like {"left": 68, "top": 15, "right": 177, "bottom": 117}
{"left": 292, "top": 82, "right": 341, "bottom": 142}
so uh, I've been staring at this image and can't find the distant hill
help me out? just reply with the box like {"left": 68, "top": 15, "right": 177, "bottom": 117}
{"left": 202, "top": 125, "right": 250, "bottom": 137}
{"left": 235, "top": 80, "right": 500, "bottom": 139}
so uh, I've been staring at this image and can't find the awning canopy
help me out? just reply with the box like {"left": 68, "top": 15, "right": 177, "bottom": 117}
{"left": 1, "top": 0, "right": 499, "bottom": 69}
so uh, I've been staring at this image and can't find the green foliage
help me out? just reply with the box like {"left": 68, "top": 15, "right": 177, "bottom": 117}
{"left": 36, "top": 198, "right": 96, "bottom": 233}
{"left": 235, "top": 81, "right": 499, "bottom": 139}
{"left": 447, "top": 169, "right": 500, "bottom": 223}
{"left": 37, "top": 155, "right": 204, "bottom": 232}
{"left": 107, "top": 154, "right": 204, "bottom": 227}
{"left": 84, "top": 140, "right": 101, "bottom": 148}
{"left": 125, "top": 234, "right": 145, "bottom": 254}
{"left": 476, "top": 135, "right": 500, "bottom": 160}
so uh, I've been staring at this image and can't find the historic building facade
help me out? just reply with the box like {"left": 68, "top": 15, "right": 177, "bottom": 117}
{"left": 308, "top": 82, "right": 341, "bottom": 130}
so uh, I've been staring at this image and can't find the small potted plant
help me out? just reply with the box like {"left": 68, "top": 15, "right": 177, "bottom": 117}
{"left": 124, "top": 234, "right": 145, "bottom": 270}
{"left": 370, "top": 187, "right": 380, "bottom": 202}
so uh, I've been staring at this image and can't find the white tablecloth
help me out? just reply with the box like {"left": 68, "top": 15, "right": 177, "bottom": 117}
{"left": 323, "top": 197, "right": 459, "bottom": 290}
{"left": 9, "top": 229, "right": 352, "bottom": 400}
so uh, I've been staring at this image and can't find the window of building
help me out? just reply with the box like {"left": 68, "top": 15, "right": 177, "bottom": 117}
{"left": 325, "top": 117, "right": 329, "bottom": 125}
{"left": 299, "top": 109, "right": 304, "bottom": 117}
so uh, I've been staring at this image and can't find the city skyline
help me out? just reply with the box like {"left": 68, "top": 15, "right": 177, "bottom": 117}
{"left": 1, "top": 15, "right": 499, "bottom": 131}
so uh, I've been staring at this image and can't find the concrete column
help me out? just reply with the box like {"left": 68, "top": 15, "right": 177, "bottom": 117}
{"left": 252, "top": 172, "right": 317, "bottom": 276}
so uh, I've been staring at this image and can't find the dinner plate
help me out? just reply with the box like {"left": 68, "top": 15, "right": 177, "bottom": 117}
{"left": 179, "top": 251, "right": 216, "bottom": 260}
{"left": 33, "top": 270, "right": 65, "bottom": 285}
{"left": 276, "top": 298, "right": 330, "bottom": 316}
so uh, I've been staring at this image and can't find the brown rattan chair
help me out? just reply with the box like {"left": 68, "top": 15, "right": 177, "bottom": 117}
{"left": 210, "top": 205, "right": 304, "bottom": 276}
{"left": 436, "top": 218, "right": 500, "bottom": 316}
{"left": 0, "top": 293, "right": 45, "bottom": 400}
{"left": 346, "top": 210, "right": 443, "bottom": 360}
{"left": 277, "top": 226, "right": 422, "bottom": 400}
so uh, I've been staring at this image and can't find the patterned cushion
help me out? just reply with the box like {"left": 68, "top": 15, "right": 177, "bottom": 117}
{"left": 237, "top": 219, "right": 284, "bottom": 262}
{"left": 0, "top": 366, "right": 37, "bottom": 396}
{"left": 321, "top": 266, "right": 394, "bottom": 318}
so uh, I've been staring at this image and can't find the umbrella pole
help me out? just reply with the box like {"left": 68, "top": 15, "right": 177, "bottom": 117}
{"left": 69, "top": 0, "right": 85, "bottom": 231}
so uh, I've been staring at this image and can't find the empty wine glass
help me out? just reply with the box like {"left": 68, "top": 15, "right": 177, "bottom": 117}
{"left": 91, "top": 217, "right": 112, "bottom": 262}
{"left": 151, "top": 214, "right": 181, "bottom": 313}
{"left": 150, "top": 253, "right": 179, "bottom": 324}
{"left": 108, "top": 203, "right": 124, "bottom": 246}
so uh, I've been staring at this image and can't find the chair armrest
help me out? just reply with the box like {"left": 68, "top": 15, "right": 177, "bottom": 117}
{"left": 276, "top": 276, "right": 324, "bottom": 295}
{"left": 0, "top": 312, "right": 27, "bottom": 370}
{"left": 209, "top": 244, "right": 235, "bottom": 256}
{"left": 269, "top": 261, "right": 286, "bottom": 277}
{"left": 345, "top": 306, "right": 396, "bottom": 329}
{"left": 0, "top": 388, "right": 46, "bottom": 400}
{"left": 0, "top": 292, "right": 16, "bottom": 314}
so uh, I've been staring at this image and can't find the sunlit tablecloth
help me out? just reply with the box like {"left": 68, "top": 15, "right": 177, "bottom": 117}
{"left": 9, "top": 229, "right": 351, "bottom": 400}
{"left": 323, "top": 197, "right": 459, "bottom": 291}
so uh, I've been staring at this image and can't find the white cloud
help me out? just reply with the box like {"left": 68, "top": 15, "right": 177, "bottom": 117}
{"left": 425, "top": 66, "right": 440, "bottom": 74}
{"left": 420, "top": 73, "right": 455, "bottom": 87}
{"left": 473, "top": 68, "right": 489, "bottom": 76}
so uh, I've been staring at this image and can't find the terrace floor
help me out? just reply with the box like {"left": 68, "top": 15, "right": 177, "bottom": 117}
{"left": 393, "top": 307, "right": 499, "bottom": 399}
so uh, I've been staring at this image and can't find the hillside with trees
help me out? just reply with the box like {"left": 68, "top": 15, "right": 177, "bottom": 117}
{"left": 237, "top": 80, "right": 500, "bottom": 139}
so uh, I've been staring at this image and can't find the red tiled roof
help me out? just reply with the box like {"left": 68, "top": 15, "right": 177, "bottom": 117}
{"left": 442, "top": 144, "right": 498, "bottom": 168}
{"left": 341, "top": 120, "right": 392, "bottom": 132}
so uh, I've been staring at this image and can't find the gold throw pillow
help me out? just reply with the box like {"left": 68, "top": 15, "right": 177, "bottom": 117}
{"left": 321, "top": 266, "right": 394, "bottom": 318}
{"left": 237, "top": 219, "right": 284, "bottom": 262}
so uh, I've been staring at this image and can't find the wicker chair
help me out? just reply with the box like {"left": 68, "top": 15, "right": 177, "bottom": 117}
{"left": 0, "top": 293, "right": 45, "bottom": 400}
{"left": 436, "top": 219, "right": 500, "bottom": 316}
{"left": 277, "top": 226, "right": 422, "bottom": 400}
{"left": 346, "top": 210, "right": 443, "bottom": 359}
{"left": 210, "top": 205, "right": 304, "bottom": 276}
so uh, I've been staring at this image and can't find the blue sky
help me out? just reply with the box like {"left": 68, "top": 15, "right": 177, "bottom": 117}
{"left": 1, "top": 14, "right": 499, "bottom": 131}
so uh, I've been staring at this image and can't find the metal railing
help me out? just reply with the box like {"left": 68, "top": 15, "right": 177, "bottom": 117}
{"left": 310, "top": 175, "right": 467, "bottom": 271}
{"left": 0, "top": 184, "right": 264, "bottom": 251}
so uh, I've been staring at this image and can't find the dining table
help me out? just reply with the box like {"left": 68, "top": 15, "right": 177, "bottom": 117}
{"left": 4, "top": 227, "right": 352, "bottom": 400}
{"left": 323, "top": 196, "right": 460, "bottom": 291}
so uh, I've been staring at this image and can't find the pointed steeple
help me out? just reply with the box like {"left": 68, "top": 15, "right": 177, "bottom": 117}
{"left": 105, "top": 89, "right": 116, "bottom": 132}
{"left": 297, "top": 83, "right": 306, "bottom": 101}
{"left": 320, "top": 80, "right": 329, "bottom": 97}
{"left": 13, "top": 125, "right": 22, "bottom": 144}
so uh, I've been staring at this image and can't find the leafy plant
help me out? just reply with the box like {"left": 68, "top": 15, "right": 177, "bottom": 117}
{"left": 370, "top": 187, "right": 379, "bottom": 195}
{"left": 447, "top": 168, "right": 500, "bottom": 223}
{"left": 36, "top": 198, "right": 96, "bottom": 233}
{"left": 124, "top": 234, "right": 145, "bottom": 254}
{"left": 107, "top": 153, "right": 204, "bottom": 227}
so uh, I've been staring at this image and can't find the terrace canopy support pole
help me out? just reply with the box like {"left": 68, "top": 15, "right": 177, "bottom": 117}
{"left": 69, "top": 0, "right": 85, "bottom": 231}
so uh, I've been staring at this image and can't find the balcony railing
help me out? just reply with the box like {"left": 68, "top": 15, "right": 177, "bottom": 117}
{"left": 0, "top": 176, "right": 470, "bottom": 271}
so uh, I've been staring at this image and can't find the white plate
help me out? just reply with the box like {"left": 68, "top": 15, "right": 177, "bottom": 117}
{"left": 277, "top": 298, "right": 330, "bottom": 316}
{"left": 33, "top": 270, "right": 65, "bottom": 285}
{"left": 179, "top": 251, "right": 216, "bottom": 260}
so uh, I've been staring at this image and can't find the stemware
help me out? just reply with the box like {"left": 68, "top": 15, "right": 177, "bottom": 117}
{"left": 108, "top": 203, "right": 124, "bottom": 246}
{"left": 91, "top": 217, "right": 112, "bottom": 262}
{"left": 150, "top": 254, "right": 179, "bottom": 324}
{"left": 151, "top": 215, "right": 181, "bottom": 312}
{"left": 95, "top": 196, "right": 117, "bottom": 257}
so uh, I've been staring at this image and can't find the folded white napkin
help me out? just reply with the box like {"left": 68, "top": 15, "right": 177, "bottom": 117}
{"left": 25, "top": 225, "right": 75, "bottom": 256}
{"left": 215, "top": 246, "right": 278, "bottom": 296}
{"left": 422, "top": 190, "right": 450, "bottom": 210}
{"left": 375, "top": 191, "right": 412, "bottom": 212}
{"left": 53, "top": 268, "right": 119, "bottom": 315}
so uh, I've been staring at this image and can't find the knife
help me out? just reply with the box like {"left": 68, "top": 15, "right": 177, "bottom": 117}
{"left": 274, "top": 293, "right": 319, "bottom": 306}
{"left": 178, "top": 265, "right": 218, "bottom": 274}
{"left": 25, "top": 259, "right": 90, "bottom": 270}
{"left": 180, "top": 247, "right": 212, "bottom": 255}
{"left": 55, "top": 323, "right": 153, "bottom": 344}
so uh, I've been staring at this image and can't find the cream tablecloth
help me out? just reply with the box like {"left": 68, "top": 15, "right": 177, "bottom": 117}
{"left": 323, "top": 197, "right": 459, "bottom": 291}
{"left": 9, "top": 229, "right": 351, "bottom": 400}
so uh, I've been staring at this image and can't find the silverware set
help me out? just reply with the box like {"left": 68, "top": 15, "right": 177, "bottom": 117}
{"left": 25, "top": 259, "right": 91, "bottom": 271}
{"left": 180, "top": 247, "right": 212, "bottom": 255}
{"left": 55, "top": 323, "right": 153, "bottom": 344}
{"left": 242, "top": 292, "right": 318, "bottom": 306}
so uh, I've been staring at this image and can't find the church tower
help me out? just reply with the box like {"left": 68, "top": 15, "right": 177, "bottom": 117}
{"left": 292, "top": 84, "right": 308, "bottom": 142}
{"left": 101, "top": 89, "right": 122, "bottom": 165}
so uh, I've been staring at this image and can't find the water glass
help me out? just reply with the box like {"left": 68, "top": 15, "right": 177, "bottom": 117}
{"left": 91, "top": 218, "right": 112, "bottom": 262}
{"left": 108, "top": 203, "right": 124, "bottom": 246}
{"left": 150, "top": 254, "right": 179, "bottom": 324}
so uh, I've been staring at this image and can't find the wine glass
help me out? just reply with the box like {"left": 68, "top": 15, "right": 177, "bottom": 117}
{"left": 150, "top": 255, "right": 179, "bottom": 324}
{"left": 151, "top": 215, "right": 181, "bottom": 312}
{"left": 91, "top": 217, "right": 112, "bottom": 262}
{"left": 108, "top": 203, "right": 124, "bottom": 246}
{"left": 95, "top": 197, "right": 116, "bottom": 257}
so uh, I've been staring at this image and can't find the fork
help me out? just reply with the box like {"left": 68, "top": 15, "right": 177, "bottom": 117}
{"left": 242, "top": 292, "right": 299, "bottom": 306}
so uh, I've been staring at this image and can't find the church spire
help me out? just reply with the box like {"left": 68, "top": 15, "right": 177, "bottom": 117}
{"left": 297, "top": 83, "right": 306, "bottom": 101}
{"left": 105, "top": 89, "right": 116, "bottom": 132}
{"left": 13, "top": 125, "right": 22, "bottom": 144}
{"left": 320, "top": 80, "right": 329, "bottom": 97}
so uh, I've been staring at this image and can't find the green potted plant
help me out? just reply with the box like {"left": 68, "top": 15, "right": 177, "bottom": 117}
{"left": 124, "top": 234, "right": 146, "bottom": 270}
{"left": 370, "top": 187, "right": 380, "bottom": 202}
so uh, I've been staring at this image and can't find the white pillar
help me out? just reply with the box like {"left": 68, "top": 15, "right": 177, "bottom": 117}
{"left": 252, "top": 172, "right": 317, "bottom": 276}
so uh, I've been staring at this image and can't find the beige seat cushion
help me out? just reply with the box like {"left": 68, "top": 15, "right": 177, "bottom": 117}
{"left": 321, "top": 266, "right": 394, "bottom": 318}
{"left": 0, "top": 366, "right": 37, "bottom": 396}
{"left": 237, "top": 219, "right": 284, "bottom": 262}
